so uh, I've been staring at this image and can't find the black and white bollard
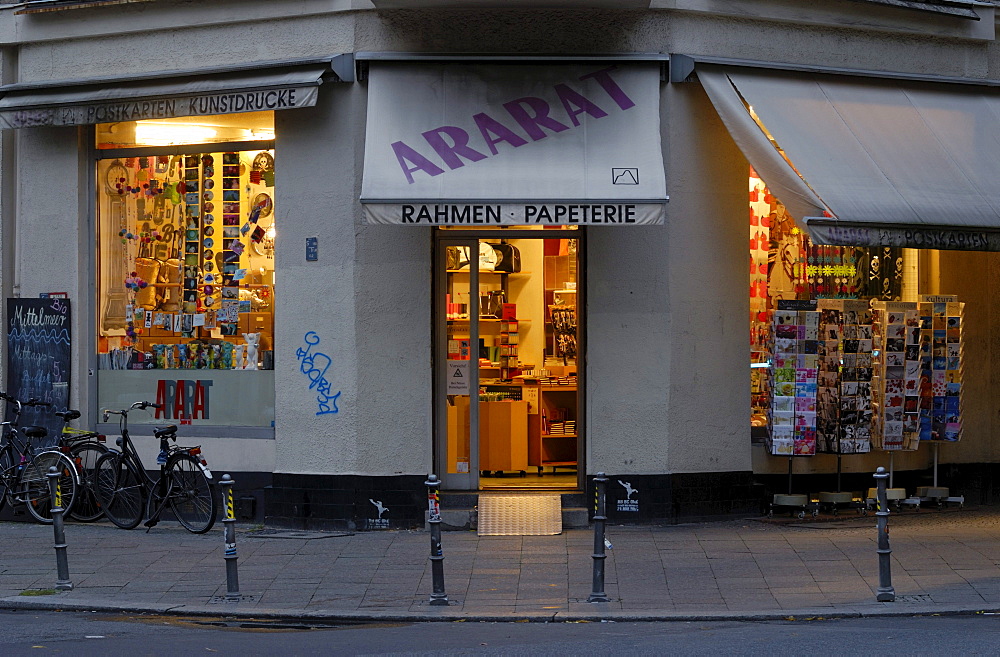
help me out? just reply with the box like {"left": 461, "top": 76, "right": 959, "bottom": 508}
{"left": 425, "top": 474, "right": 449, "bottom": 606}
{"left": 587, "top": 472, "right": 611, "bottom": 603}
{"left": 874, "top": 466, "right": 895, "bottom": 602}
{"left": 220, "top": 474, "right": 240, "bottom": 600}
{"left": 47, "top": 466, "right": 73, "bottom": 591}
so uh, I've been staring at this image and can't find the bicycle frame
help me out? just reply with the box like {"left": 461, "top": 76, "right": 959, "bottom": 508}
{"left": 103, "top": 401, "right": 213, "bottom": 522}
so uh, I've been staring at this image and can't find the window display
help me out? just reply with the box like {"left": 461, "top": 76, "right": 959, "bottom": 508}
{"left": 96, "top": 125, "right": 275, "bottom": 371}
{"left": 750, "top": 169, "right": 962, "bottom": 460}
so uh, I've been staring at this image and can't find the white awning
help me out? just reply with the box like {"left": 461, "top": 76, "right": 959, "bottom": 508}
{"left": 699, "top": 65, "right": 1000, "bottom": 250}
{"left": 0, "top": 58, "right": 340, "bottom": 129}
{"left": 361, "top": 62, "right": 667, "bottom": 225}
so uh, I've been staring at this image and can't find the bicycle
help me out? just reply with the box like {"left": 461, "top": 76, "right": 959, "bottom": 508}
{"left": 95, "top": 401, "right": 217, "bottom": 533}
{"left": 54, "top": 409, "right": 110, "bottom": 522}
{"left": 0, "top": 393, "right": 78, "bottom": 524}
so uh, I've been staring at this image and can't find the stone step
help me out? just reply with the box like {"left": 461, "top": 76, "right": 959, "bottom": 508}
{"left": 435, "top": 491, "right": 590, "bottom": 531}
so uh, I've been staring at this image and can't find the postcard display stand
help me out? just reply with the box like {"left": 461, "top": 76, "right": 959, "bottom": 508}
{"left": 767, "top": 302, "right": 820, "bottom": 457}
{"left": 767, "top": 302, "right": 823, "bottom": 517}
{"left": 816, "top": 300, "right": 873, "bottom": 456}
{"left": 870, "top": 298, "right": 964, "bottom": 508}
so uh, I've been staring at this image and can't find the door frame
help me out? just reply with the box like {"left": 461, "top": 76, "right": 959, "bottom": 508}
{"left": 434, "top": 236, "right": 481, "bottom": 490}
{"left": 432, "top": 229, "right": 586, "bottom": 491}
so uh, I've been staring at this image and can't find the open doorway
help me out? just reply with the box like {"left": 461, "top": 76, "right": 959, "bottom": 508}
{"left": 435, "top": 232, "right": 583, "bottom": 491}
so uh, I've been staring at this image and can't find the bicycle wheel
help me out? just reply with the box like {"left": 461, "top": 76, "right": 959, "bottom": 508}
{"left": 23, "top": 451, "right": 78, "bottom": 524}
{"left": 95, "top": 452, "right": 144, "bottom": 530}
{"left": 0, "top": 446, "right": 14, "bottom": 514}
{"left": 68, "top": 442, "right": 109, "bottom": 522}
{"left": 165, "top": 453, "right": 216, "bottom": 533}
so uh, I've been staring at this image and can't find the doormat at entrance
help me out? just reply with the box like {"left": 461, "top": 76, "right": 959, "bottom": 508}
{"left": 477, "top": 494, "right": 562, "bottom": 536}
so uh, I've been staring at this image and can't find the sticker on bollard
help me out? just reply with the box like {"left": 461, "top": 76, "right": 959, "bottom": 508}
{"left": 47, "top": 467, "right": 73, "bottom": 591}
{"left": 588, "top": 473, "right": 611, "bottom": 603}
{"left": 220, "top": 474, "right": 241, "bottom": 600}
{"left": 424, "top": 474, "right": 449, "bottom": 606}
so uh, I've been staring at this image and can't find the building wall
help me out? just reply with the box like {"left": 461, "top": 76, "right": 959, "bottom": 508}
{"left": 2, "top": 2, "right": 1000, "bottom": 521}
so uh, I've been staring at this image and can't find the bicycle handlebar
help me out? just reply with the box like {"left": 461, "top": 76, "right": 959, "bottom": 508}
{"left": 102, "top": 401, "right": 162, "bottom": 422}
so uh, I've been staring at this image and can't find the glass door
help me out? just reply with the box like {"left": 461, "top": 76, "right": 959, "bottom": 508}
{"left": 436, "top": 238, "right": 480, "bottom": 489}
{"left": 435, "top": 233, "right": 584, "bottom": 492}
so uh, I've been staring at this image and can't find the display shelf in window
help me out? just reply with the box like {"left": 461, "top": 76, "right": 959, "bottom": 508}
{"left": 918, "top": 295, "right": 963, "bottom": 442}
{"left": 871, "top": 301, "right": 921, "bottom": 451}
{"left": 96, "top": 141, "right": 277, "bottom": 371}
{"left": 767, "top": 300, "right": 819, "bottom": 456}
{"left": 816, "top": 299, "right": 873, "bottom": 455}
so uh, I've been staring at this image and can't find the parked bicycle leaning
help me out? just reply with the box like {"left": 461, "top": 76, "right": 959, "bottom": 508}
{"left": 0, "top": 393, "right": 78, "bottom": 523}
{"left": 54, "top": 409, "right": 110, "bottom": 522}
{"left": 95, "top": 400, "right": 217, "bottom": 533}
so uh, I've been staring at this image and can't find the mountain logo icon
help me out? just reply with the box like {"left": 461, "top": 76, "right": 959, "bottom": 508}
{"left": 612, "top": 168, "right": 639, "bottom": 185}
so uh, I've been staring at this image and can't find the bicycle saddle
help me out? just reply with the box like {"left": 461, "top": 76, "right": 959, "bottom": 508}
{"left": 55, "top": 410, "right": 81, "bottom": 421}
{"left": 23, "top": 426, "right": 47, "bottom": 439}
{"left": 153, "top": 425, "right": 178, "bottom": 439}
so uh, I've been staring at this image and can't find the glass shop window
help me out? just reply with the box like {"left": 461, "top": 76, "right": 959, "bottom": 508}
{"left": 95, "top": 115, "right": 276, "bottom": 374}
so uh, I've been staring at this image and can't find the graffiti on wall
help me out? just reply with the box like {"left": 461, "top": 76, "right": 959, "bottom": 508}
{"left": 296, "top": 331, "right": 341, "bottom": 415}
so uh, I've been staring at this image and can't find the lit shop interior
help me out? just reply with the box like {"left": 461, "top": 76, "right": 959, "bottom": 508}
{"left": 95, "top": 114, "right": 276, "bottom": 372}
{"left": 747, "top": 168, "right": 966, "bottom": 513}
{"left": 440, "top": 234, "right": 582, "bottom": 490}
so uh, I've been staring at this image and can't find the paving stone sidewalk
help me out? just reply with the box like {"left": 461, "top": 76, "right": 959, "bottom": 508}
{"left": 2, "top": 508, "right": 1000, "bottom": 621}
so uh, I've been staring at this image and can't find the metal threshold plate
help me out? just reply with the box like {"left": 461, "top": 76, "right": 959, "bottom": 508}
{"left": 253, "top": 531, "right": 353, "bottom": 539}
{"left": 477, "top": 494, "right": 562, "bottom": 536}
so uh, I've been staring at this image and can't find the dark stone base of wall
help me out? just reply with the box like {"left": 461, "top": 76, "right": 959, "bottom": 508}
{"left": 264, "top": 474, "right": 427, "bottom": 531}
{"left": 755, "top": 462, "right": 1000, "bottom": 507}
{"left": 588, "top": 471, "right": 765, "bottom": 524}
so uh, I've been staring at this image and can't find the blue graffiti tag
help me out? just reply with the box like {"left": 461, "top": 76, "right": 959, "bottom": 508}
{"left": 296, "top": 331, "right": 342, "bottom": 415}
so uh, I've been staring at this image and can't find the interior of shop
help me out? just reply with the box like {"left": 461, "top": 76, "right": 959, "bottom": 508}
{"left": 443, "top": 236, "right": 581, "bottom": 490}
{"left": 95, "top": 113, "right": 276, "bottom": 371}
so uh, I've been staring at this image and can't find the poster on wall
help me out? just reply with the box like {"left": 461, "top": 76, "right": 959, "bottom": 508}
{"left": 6, "top": 297, "right": 71, "bottom": 442}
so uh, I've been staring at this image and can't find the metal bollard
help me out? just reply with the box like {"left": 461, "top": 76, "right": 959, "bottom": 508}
{"left": 587, "top": 472, "right": 611, "bottom": 603}
{"left": 425, "top": 474, "right": 449, "bottom": 606}
{"left": 874, "top": 466, "right": 895, "bottom": 602}
{"left": 220, "top": 474, "right": 240, "bottom": 600}
{"left": 46, "top": 466, "right": 73, "bottom": 591}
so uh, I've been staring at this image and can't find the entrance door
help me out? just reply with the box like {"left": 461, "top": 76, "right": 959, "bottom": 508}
{"left": 435, "top": 233, "right": 583, "bottom": 491}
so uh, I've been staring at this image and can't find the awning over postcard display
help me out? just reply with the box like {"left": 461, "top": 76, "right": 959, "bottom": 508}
{"left": 0, "top": 58, "right": 336, "bottom": 129}
{"left": 700, "top": 65, "right": 1000, "bottom": 251}
{"left": 361, "top": 63, "right": 667, "bottom": 225}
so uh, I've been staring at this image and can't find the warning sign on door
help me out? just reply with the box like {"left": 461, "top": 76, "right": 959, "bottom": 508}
{"left": 447, "top": 360, "right": 470, "bottom": 394}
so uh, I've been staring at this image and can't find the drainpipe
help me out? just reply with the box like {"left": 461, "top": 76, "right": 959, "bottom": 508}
{"left": 1, "top": 45, "right": 19, "bottom": 396}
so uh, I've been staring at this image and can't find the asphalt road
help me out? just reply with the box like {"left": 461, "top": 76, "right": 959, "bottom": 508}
{"left": 2, "top": 609, "right": 999, "bottom": 656}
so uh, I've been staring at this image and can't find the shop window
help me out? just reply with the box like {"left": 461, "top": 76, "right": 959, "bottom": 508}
{"left": 95, "top": 115, "right": 276, "bottom": 426}
{"left": 749, "top": 168, "right": 926, "bottom": 448}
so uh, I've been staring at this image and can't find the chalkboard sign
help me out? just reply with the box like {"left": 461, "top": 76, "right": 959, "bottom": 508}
{"left": 6, "top": 298, "right": 71, "bottom": 444}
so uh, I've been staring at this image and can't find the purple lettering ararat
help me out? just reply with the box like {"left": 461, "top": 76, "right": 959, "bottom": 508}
{"left": 391, "top": 66, "right": 637, "bottom": 183}
{"left": 421, "top": 126, "right": 488, "bottom": 170}
{"left": 392, "top": 141, "right": 446, "bottom": 185}
{"left": 554, "top": 83, "right": 608, "bottom": 126}
{"left": 502, "top": 97, "right": 569, "bottom": 141}
{"left": 473, "top": 112, "right": 529, "bottom": 155}
{"left": 578, "top": 66, "right": 636, "bottom": 110}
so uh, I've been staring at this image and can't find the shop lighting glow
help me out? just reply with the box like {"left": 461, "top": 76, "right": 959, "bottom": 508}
{"left": 134, "top": 121, "right": 218, "bottom": 146}
{"left": 750, "top": 361, "right": 771, "bottom": 369}
{"left": 245, "top": 128, "right": 275, "bottom": 140}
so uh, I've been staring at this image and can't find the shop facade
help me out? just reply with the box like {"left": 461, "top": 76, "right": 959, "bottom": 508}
{"left": 1, "top": 1, "right": 1000, "bottom": 528}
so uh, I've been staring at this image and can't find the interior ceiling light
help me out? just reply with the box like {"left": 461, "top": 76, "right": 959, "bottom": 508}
{"left": 134, "top": 121, "right": 218, "bottom": 146}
